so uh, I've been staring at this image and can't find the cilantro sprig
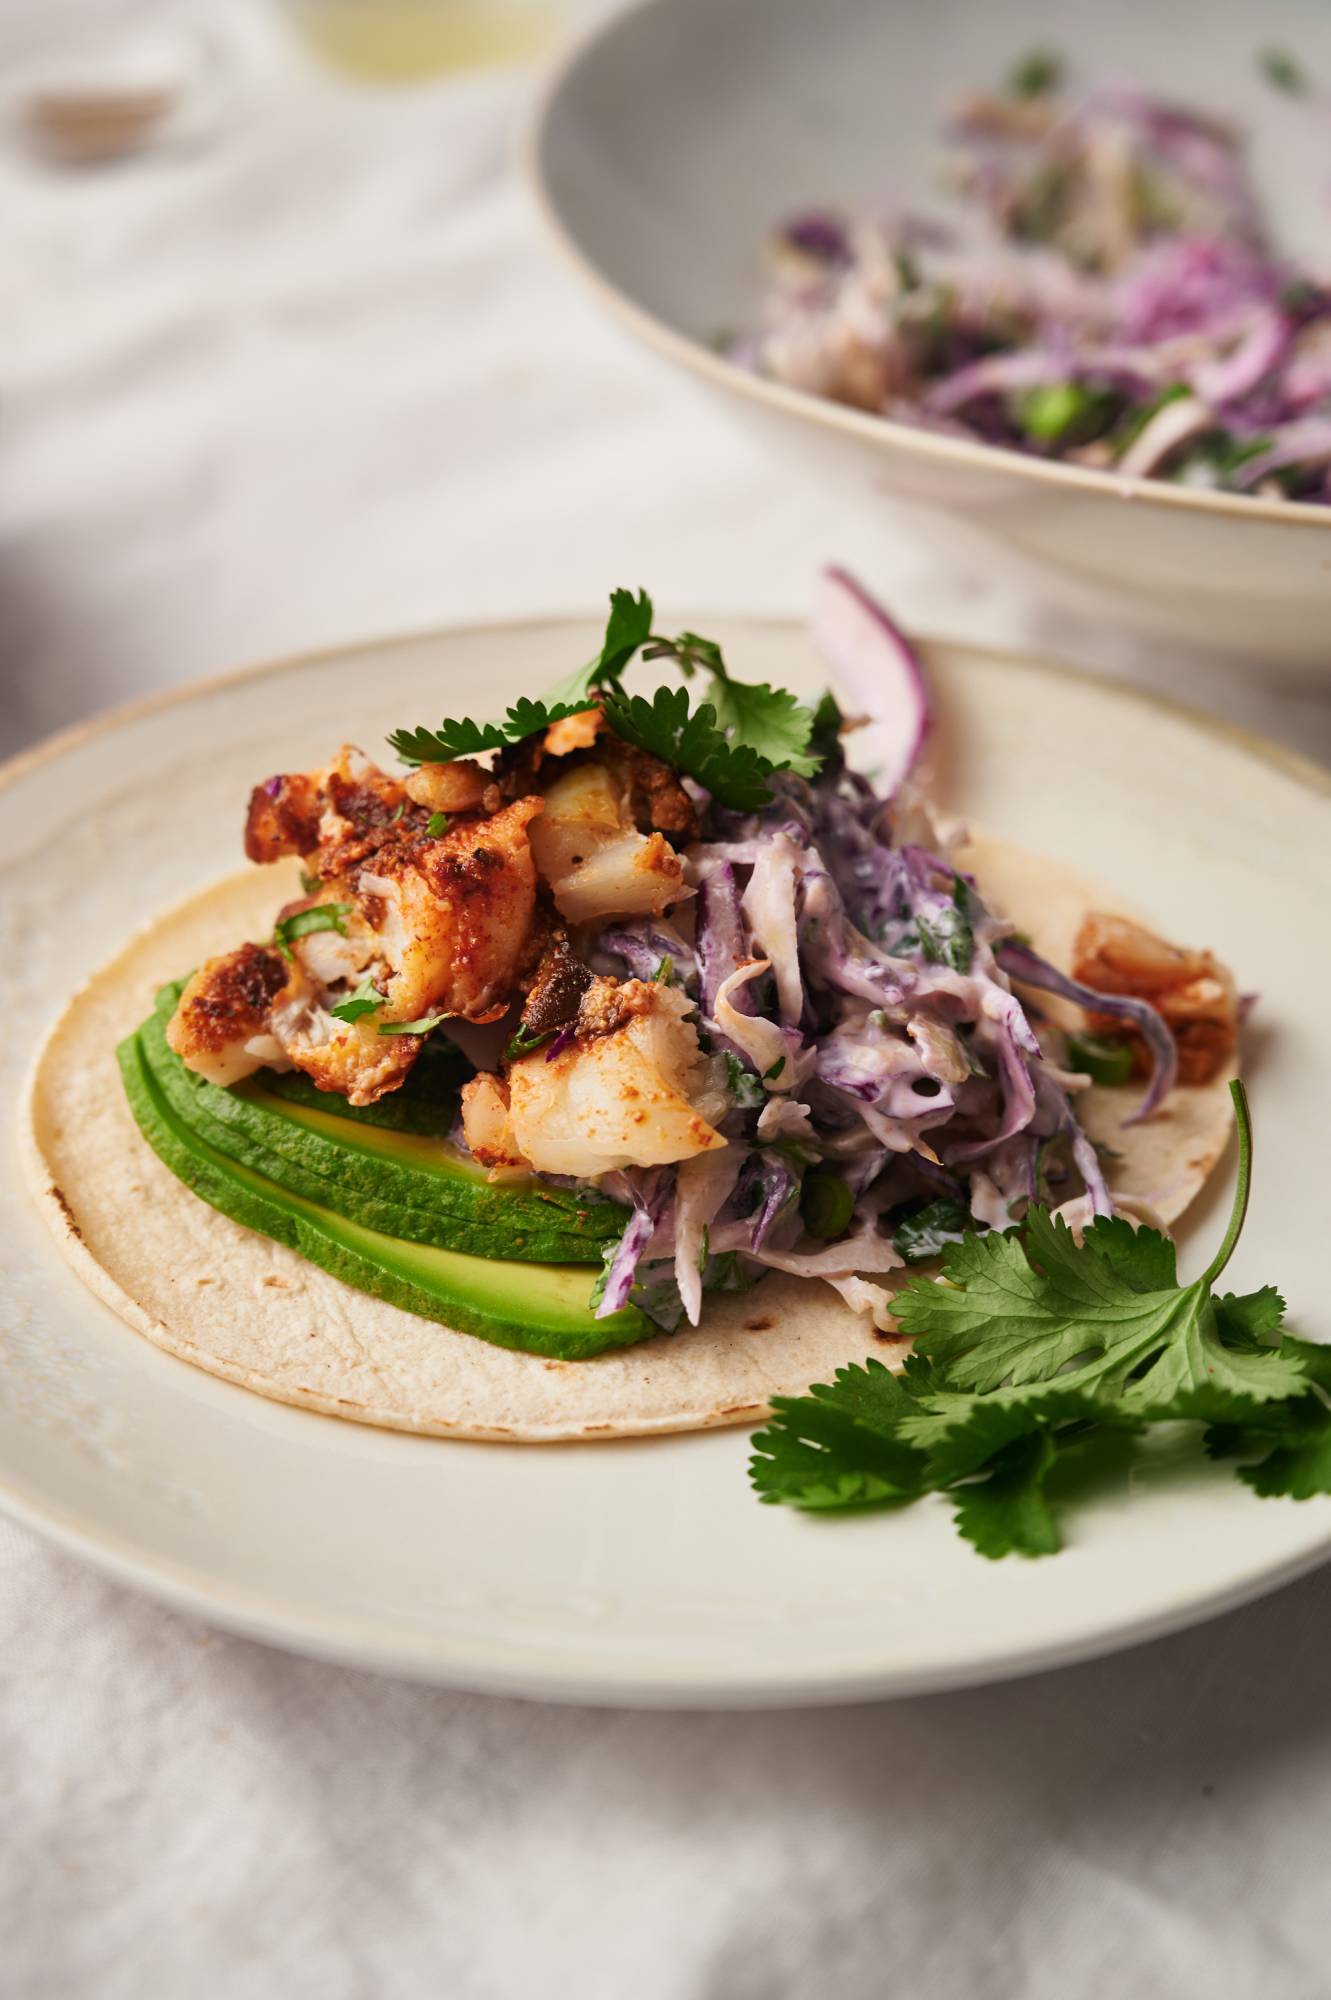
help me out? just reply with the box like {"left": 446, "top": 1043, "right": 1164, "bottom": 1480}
{"left": 387, "top": 589, "right": 655, "bottom": 766}
{"left": 387, "top": 587, "right": 832, "bottom": 808}
{"left": 751, "top": 1082, "right": 1329, "bottom": 1558}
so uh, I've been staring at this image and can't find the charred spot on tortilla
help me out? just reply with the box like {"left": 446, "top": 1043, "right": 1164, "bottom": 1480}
{"left": 49, "top": 1184, "right": 82, "bottom": 1241}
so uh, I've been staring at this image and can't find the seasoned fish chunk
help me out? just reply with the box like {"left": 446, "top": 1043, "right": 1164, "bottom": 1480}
{"left": 459, "top": 1073, "right": 528, "bottom": 1171}
{"left": 166, "top": 943, "right": 296, "bottom": 1088}
{"left": 357, "top": 795, "right": 545, "bottom": 1024}
{"left": 244, "top": 746, "right": 404, "bottom": 865}
{"left": 267, "top": 987, "right": 419, "bottom": 1105}
{"left": 528, "top": 763, "right": 685, "bottom": 925}
{"left": 504, "top": 980, "right": 726, "bottom": 1176}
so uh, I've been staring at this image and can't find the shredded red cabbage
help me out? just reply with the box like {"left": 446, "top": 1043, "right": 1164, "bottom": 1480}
{"left": 581, "top": 579, "right": 1182, "bottom": 1330}
{"left": 745, "top": 73, "right": 1331, "bottom": 504}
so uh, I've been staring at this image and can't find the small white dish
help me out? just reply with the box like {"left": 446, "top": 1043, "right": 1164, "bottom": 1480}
{"left": 3, "top": 615, "right": 1330, "bottom": 1704}
{"left": 531, "top": 0, "right": 1331, "bottom": 668}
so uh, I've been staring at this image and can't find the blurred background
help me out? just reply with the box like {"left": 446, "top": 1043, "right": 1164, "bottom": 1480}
{"left": 6, "top": 0, "right": 1331, "bottom": 768}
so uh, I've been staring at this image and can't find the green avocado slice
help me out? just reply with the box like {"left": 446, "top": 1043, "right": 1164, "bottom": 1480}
{"left": 117, "top": 1027, "right": 653, "bottom": 1361}
{"left": 141, "top": 989, "right": 623, "bottom": 1264}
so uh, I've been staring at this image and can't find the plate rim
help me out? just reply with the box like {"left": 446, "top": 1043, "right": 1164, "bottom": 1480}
{"left": 4, "top": 611, "right": 1331, "bottom": 1705}
{"left": 526, "top": 0, "right": 1331, "bottom": 540}
{"left": 7, "top": 1456, "right": 1331, "bottom": 1706}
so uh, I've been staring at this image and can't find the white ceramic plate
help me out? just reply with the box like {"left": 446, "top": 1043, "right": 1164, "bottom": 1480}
{"left": 532, "top": 0, "right": 1331, "bottom": 666}
{"left": 3, "top": 617, "right": 1330, "bottom": 1705}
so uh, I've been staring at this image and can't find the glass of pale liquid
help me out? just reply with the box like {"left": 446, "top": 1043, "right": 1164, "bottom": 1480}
{"left": 276, "top": 0, "right": 554, "bottom": 81}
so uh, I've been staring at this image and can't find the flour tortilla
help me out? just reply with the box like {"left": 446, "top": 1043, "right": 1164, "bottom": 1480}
{"left": 22, "top": 835, "right": 1235, "bottom": 1443}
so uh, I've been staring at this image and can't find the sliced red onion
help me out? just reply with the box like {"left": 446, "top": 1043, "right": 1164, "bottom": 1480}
{"left": 997, "top": 940, "right": 1177, "bottom": 1124}
{"left": 812, "top": 568, "right": 931, "bottom": 798}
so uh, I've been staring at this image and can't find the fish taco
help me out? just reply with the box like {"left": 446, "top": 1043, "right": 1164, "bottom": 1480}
{"left": 25, "top": 576, "right": 1239, "bottom": 1442}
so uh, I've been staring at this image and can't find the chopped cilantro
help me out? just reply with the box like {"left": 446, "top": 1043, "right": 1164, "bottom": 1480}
{"left": 892, "top": 1198, "right": 973, "bottom": 1265}
{"left": 763, "top": 1055, "right": 787, "bottom": 1080}
{"left": 752, "top": 1083, "right": 1324, "bottom": 1558}
{"left": 330, "top": 974, "right": 384, "bottom": 1024}
{"left": 724, "top": 1052, "right": 767, "bottom": 1109}
{"left": 272, "top": 902, "right": 352, "bottom": 963}
{"left": 425, "top": 811, "right": 450, "bottom": 838}
{"left": 504, "top": 1023, "right": 555, "bottom": 1063}
{"left": 378, "top": 1013, "right": 447, "bottom": 1037}
{"left": 915, "top": 879, "right": 973, "bottom": 972}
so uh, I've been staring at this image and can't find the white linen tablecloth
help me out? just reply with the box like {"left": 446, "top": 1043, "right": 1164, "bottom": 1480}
{"left": 4, "top": 10, "right": 1331, "bottom": 1995}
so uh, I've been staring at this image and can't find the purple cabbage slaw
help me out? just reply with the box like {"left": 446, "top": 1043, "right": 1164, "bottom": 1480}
{"left": 569, "top": 646, "right": 1175, "bottom": 1336}
{"left": 745, "top": 70, "right": 1331, "bottom": 504}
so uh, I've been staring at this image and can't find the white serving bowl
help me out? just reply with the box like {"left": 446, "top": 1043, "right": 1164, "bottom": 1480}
{"left": 531, "top": 0, "right": 1331, "bottom": 667}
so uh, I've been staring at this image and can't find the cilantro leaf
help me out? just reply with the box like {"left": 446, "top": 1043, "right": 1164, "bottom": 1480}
{"left": 750, "top": 1361, "right": 927, "bottom": 1510}
{"left": 387, "top": 717, "right": 509, "bottom": 766}
{"left": 540, "top": 587, "right": 655, "bottom": 711}
{"left": 807, "top": 689, "right": 844, "bottom": 769}
{"left": 330, "top": 974, "right": 384, "bottom": 1024}
{"left": 951, "top": 1432, "right": 1060, "bottom": 1559}
{"left": 646, "top": 628, "right": 820, "bottom": 774}
{"left": 599, "top": 586, "right": 656, "bottom": 678}
{"left": 600, "top": 686, "right": 779, "bottom": 810}
{"left": 1237, "top": 1401, "right": 1331, "bottom": 1500}
{"left": 750, "top": 1081, "right": 1318, "bottom": 1556}
{"left": 704, "top": 674, "right": 820, "bottom": 775}
{"left": 1204, "top": 1336, "right": 1331, "bottom": 1500}
{"left": 378, "top": 1013, "right": 447, "bottom": 1037}
{"left": 1215, "top": 1286, "right": 1288, "bottom": 1351}
{"left": 893, "top": 1200, "right": 1300, "bottom": 1430}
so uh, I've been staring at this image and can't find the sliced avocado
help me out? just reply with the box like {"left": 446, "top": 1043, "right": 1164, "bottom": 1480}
{"left": 118, "top": 1028, "right": 653, "bottom": 1361}
{"left": 142, "top": 991, "right": 623, "bottom": 1263}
